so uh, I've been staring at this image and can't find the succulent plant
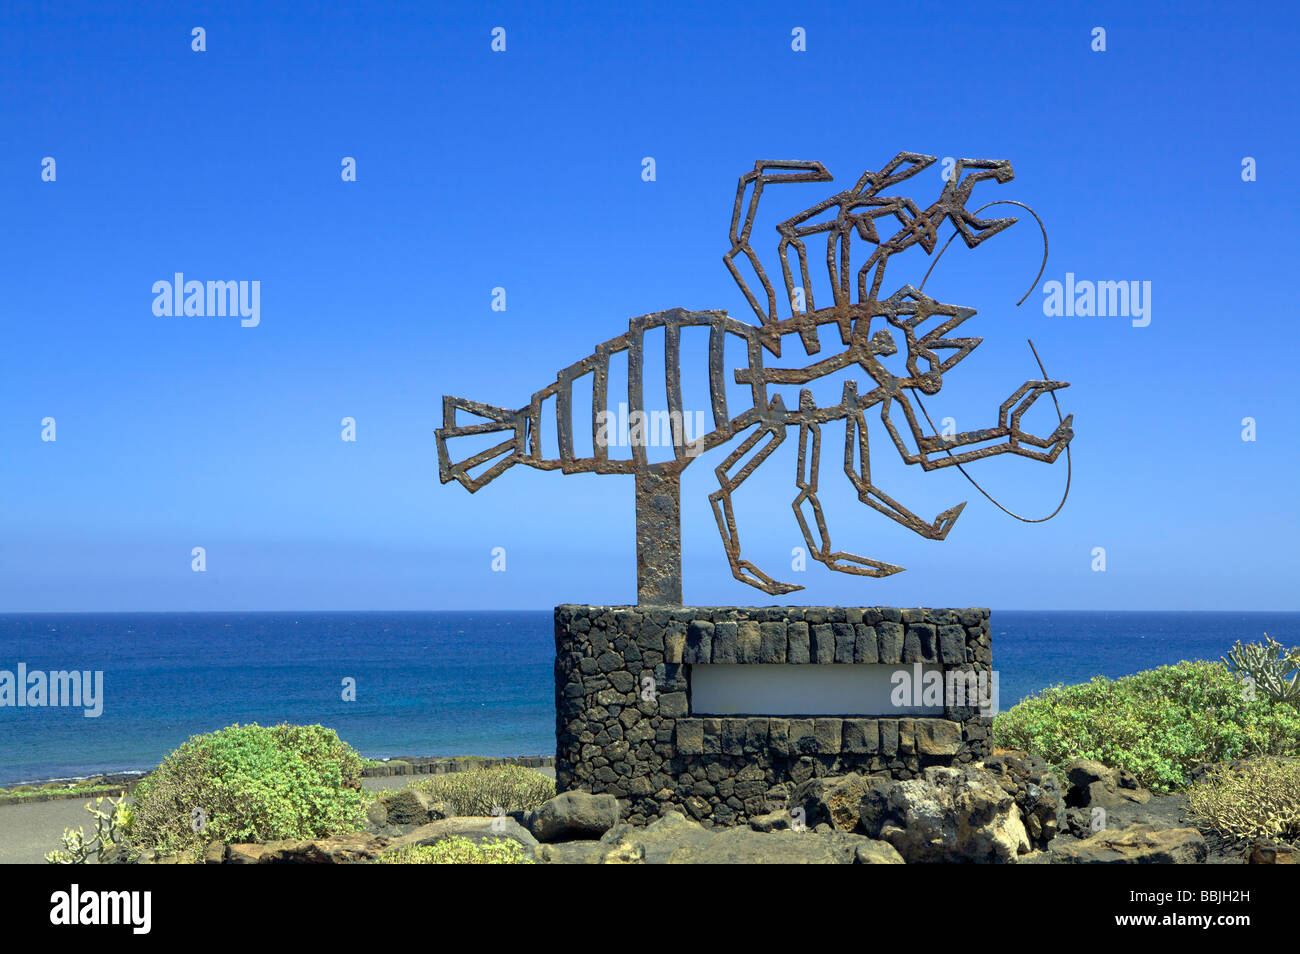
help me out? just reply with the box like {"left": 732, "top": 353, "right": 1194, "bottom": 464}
{"left": 1223, "top": 634, "right": 1300, "bottom": 705}
{"left": 45, "top": 796, "right": 131, "bottom": 864}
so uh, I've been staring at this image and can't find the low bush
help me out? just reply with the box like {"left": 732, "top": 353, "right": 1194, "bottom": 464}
{"left": 127, "top": 723, "right": 366, "bottom": 859}
{"left": 992, "top": 660, "right": 1300, "bottom": 791}
{"left": 375, "top": 837, "right": 532, "bottom": 864}
{"left": 1188, "top": 757, "right": 1300, "bottom": 842}
{"left": 1, "top": 781, "right": 119, "bottom": 802}
{"left": 409, "top": 764, "right": 555, "bottom": 816}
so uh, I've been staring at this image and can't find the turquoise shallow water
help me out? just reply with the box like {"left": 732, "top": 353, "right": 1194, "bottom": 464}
{"left": 1, "top": 609, "right": 1295, "bottom": 786}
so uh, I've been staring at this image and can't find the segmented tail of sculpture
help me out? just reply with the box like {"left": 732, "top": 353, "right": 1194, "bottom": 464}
{"left": 437, "top": 397, "right": 524, "bottom": 492}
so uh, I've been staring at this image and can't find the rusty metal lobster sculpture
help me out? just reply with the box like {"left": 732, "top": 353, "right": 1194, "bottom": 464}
{"left": 436, "top": 153, "right": 1074, "bottom": 605}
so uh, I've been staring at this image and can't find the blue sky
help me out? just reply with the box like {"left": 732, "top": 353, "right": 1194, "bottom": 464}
{"left": 1, "top": 0, "right": 1296, "bottom": 611}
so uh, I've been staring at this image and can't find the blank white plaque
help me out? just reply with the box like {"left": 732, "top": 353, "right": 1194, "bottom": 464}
{"left": 688, "top": 663, "right": 946, "bottom": 716}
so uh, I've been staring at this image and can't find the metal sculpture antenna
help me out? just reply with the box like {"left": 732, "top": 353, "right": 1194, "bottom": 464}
{"left": 436, "top": 153, "right": 1074, "bottom": 605}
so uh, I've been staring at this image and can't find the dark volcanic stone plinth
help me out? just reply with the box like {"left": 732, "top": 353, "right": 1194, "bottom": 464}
{"left": 554, "top": 605, "right": 994, "bottom": 826}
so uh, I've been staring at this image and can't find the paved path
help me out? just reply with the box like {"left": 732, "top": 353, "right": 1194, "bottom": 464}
{"left": 0, "top": 797, "right": 103, "bottom": 865}
{"left": 0, "top": 767, "right": 556, "bottom": 864}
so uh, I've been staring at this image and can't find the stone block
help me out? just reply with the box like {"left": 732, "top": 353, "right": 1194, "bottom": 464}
{"left": 813, "top": 718, "right": 842, "bottom": 754}
{"left": 759, "top": 621, "right": 787, "bottom": 662}
{"left": 877, "top": 621, "right": 904, "bottom": 663}
{"left": 711, "top": 621, "right": 738, "bottom": 663}
{"left": 812, "top": 624, "right": 836, "bottom": 663}
{"left": 685, "top": 621, "right": 713, "bottom": 663}
{"left": 788, "top": 622, "right": 811, "bottom": 663}
{"left": 842, "top": 719, "right": 880, "bottom": 754}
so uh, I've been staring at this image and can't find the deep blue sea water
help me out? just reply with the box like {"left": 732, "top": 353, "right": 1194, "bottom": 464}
{"left": 1, "top": 610, "right": 1296, "bottom": 786}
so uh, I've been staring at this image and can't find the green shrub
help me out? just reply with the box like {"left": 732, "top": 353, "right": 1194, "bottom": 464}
{"left": 409, "top": 765, "right": 555, "bottom": 816}
{"left": 992, "top": 660, "right": 1300, "bottom": 791}
{"left": 128, "top": 723, "right": 366, "bottom": 859}
{"left": 375, "top": 837, "right": 532, "bottom": 864}
{"left": 1188, "top": 757, "right": 1300, "bottom": 841}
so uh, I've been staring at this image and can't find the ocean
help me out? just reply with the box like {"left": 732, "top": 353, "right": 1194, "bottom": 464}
{"left": 1, "top": 610, "right": 1296, "bottom": 787}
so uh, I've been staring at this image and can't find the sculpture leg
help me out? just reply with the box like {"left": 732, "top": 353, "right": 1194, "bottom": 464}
{"left": 792, "top": 398, "right": 906, "bottom": 578}
{"left": 708, "top": 423, "right": 803, "bottom": 596}
{"left": 844, "top": 404, "right": 966, "bottom": 539}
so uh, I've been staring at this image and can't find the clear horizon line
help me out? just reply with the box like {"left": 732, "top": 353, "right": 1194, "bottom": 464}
{"left": 2, "top": 607, "right": 1297, "bottom": 615}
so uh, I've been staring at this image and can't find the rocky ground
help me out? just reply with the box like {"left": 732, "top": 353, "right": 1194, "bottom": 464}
{"left": 131, "top": 754, "right": 1296, "bottom": 864}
